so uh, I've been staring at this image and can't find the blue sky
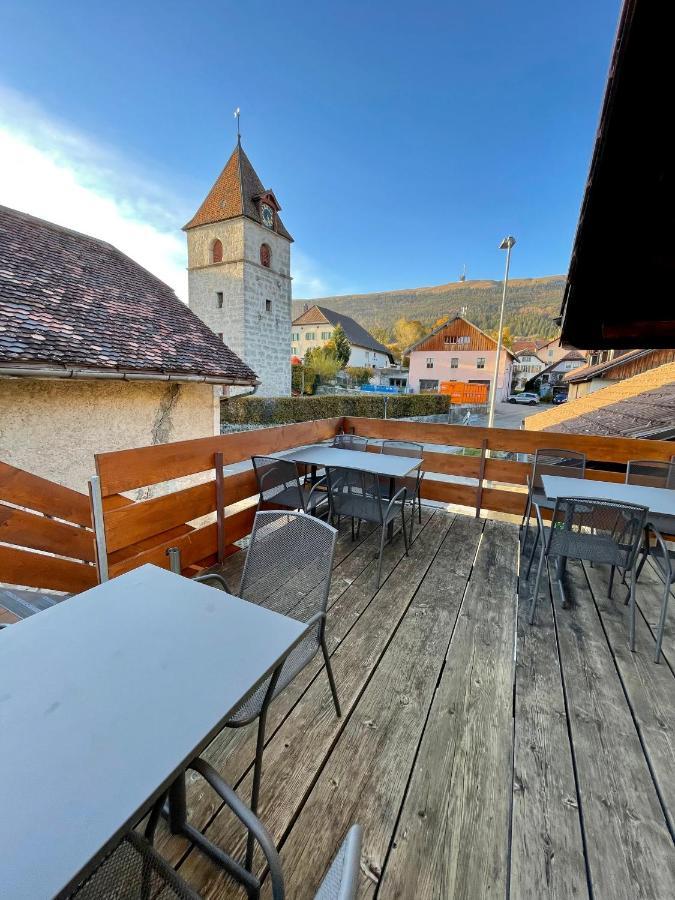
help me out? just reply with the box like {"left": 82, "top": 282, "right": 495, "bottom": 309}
{"left": 0, "top": 0, "right": 620, "bottom": 298}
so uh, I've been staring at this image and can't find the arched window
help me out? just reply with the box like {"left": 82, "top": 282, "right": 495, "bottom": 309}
{"left": 211, "top": 239, "right": 223, "bottom": 264}
{"left": 260, "top": 243, "right": 271, "bottom": 268}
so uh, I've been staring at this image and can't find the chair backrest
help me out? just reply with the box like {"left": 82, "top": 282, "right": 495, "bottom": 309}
{"left": 333, "top": 433, "right": 368, "bottom": 451}
{"left": 548, "top": 497, "right": 648, "bottom": 569}
{"left": 626, "top": 459, "right": 675, "bottom": 489}
{"left": 531, "top": 448, "right": 586, "bottom": 491}
{"left": 252, "top": 456, "right": 302, "bottom": 505}
{"left": 239, "top": 510, "right": 337, "bottom": 622}
{"left": 381, "top": 439, "right": 423, "bottom": 458}
{"left": 325, "top": 467, "right": 386, "bottom": 525}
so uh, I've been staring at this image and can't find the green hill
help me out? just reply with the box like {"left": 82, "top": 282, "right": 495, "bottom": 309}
{"left": 293, "top": 275, "right": 565, "bottom": 340}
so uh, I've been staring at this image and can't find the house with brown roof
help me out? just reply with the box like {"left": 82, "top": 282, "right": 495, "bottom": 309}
{"left": 524, "top": 349, "right": 587, "bottom": 398}
{"left": 291, "top": 305, "right": 393, "bottom": 368}
{"left": 563, "top": 348, "right": 675, "bottom": 400}
{"left": 405, "top": 315, "right": 514, "bottom": 398}
{"left": 0, "top": 205, "right": 257, "bottom": 490}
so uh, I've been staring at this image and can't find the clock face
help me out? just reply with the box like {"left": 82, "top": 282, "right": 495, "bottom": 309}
{"left": 260, "top": 204, "right": 274, "bottom": 228}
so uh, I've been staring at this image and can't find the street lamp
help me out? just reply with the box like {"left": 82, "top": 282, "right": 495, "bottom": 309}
{"left": 487, "top": 235, "right": 516, "bottom": 429}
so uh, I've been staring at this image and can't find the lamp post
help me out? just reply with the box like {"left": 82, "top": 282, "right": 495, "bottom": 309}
{"left": 487, "top": 235, "right": 516, "bottom": 429}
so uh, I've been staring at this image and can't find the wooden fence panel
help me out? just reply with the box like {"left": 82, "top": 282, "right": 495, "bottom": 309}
{"left": 0, "top": 503, "right": 95, "bottom": 562}
{"left": 0, "top": 460, "right": 91, "bottom": 527}
{"left": 0, "top": 545, "right": 97, "bottom": 593}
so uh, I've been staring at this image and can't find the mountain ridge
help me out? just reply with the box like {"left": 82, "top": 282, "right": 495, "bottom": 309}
{"left": 294, "top": 274, "right": 566, "bottom": 340}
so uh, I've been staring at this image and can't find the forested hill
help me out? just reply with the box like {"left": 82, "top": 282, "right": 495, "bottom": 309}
{"left": 293, "top": 275, "right": 565, "bottom": 340}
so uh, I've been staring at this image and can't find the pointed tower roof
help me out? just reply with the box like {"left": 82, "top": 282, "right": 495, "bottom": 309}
{"left": 183, "top": 142, "right": 293, "bottom": 240}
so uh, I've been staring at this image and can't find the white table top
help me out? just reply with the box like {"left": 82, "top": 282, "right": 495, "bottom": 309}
{"left": 0, "top": 565, "right": 307, "bottom": 899}
{"left": 280, "top": 444, "right": 422, "bottom": 478}
{"left": 542, "top": 475, "right": 675, "bottom": 518}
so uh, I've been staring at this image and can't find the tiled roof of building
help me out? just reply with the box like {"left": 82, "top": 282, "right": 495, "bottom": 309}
{"left": 0, "top": 205, "right": 257, "bottom": 384}
{"left": 562, "top": 348, "right": 650, "bottom": 383}
{"left": 533, "top": 349, "right": 587, "bottom": 380}
{"left": 292, "top": 304, "right": 393, "bottom": 360}
{"left": 404, "top": 315, "right": 516, "bottom": 357}
{"left": 183, "top": 142, "right": 293, "bottom": 241}
{"left": 524, "top": 362, "right": 675, "bottom": 437}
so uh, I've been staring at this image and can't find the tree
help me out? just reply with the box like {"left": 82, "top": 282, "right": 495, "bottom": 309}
{"left": 432, "top": 315, "right": 450, "bottom": 330}
{"left": 325, "top": 323, "right": 351, "bottom": 368}
{"left": 304, "top": 346, "right": 341, "bottom": 384}
{"left": 345, "top": 366, "right": 372, "bottom": 386}
{"left": 371, "top": 325, "right": 392, "bottom": 345}
{"left": 393, "top": 317, "right": 426, "bottom": 351}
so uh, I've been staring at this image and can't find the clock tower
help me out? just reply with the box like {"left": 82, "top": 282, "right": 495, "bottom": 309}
{"left": 184, "top": 140, "right": 293, "bottom": 396}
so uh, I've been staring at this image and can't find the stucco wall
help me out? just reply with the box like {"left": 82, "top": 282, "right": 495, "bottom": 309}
{"left": 408, "top": 349, "right": 512, "bottom": 399}
{"left": 0, "top": 379, "right": 220, "bottom": 493}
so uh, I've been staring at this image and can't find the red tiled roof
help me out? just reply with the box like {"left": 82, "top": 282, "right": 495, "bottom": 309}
{"left": 183, "top": 142, "right": 293, "bottom": 241}
{"left": 0, "top": 205, "right": 257, "bottom": 384}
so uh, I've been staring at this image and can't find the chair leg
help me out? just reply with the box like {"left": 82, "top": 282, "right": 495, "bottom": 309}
{"left": 529, "top": 544, "right": 547, "bottom": 625}
{"left": 635, "top": 526, "right": 651, "bottom": 582}
{"left": 321, "top": 634, "right": 341, "bottom": 716}
{"left": 520, "top": 494, "right": 532, "bottom": 536}
{"left": 608, "top": 565, "right": 616, "bottom": 599}
{"left": 376, "top": 526, "right": 386, "bottom": 588}
{"left": 417, "top": 492, "right": 422, "bottom": 524}
{"left": 246, "top": 712, "right": 268, "bottom": 871}
{"left": 351, "top": 517, "right": 355, "bottom": 541}
{"left": 654, "top": 578, "right": 671, "bottom": 664}
{"left": 401, "top": 506, "right": 409, "bottom": 556}
{"left": 629, "top": 564, "right": 637, "bottom": 653}
{"left": 525, "top": 521, "right": 540, "bottom": 580}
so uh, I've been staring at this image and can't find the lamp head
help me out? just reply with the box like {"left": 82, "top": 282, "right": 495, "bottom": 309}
{"left": 499, "top": 236, "right": 516, "bottom": 250}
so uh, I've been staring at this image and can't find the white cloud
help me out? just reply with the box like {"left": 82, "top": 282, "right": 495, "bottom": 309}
{"left": 0, "top": 84, "right": 335, "bottom": 303}
{"left": 0, "top": 84, "right": 189, "bottom": 299}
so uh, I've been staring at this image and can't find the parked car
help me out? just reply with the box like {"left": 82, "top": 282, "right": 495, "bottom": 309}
{"left": 552, "top": 394, "right": 568, "bottom": 405}
{"left": 507, "top": 392, "right": 540, "bottom": 406}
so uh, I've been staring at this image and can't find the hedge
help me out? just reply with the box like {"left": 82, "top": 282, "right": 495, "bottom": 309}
{"left": 221, "top": 393, "right": 450, "bottom": 425}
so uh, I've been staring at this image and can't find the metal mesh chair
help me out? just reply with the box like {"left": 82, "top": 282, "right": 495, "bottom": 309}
{"left": 626, "top": 459, "right": 675, "bottom": 539}
{"left": 380, "top": 440, "right": 424, "bottom": 540}
{"left": 647, "top": 528, "right": 674, "bottom": 663}
{"left": 225, "top": 511, "right": 340, "bottom": 868}
{"left": 521, "top": 448, "right": 586, "bottom": 568}
{"left": 252, "top": 455, "right": 327, "bottom": 515}
{"left": 528, "top": 497, "right": 648, "bottom": 650}
{"left": 332, "top": 433, "right": 368, "bottom": 451}
{"left": 326, "top": 466, "right": 408, "bottom": 588}
{"left": 68, "top": 830, "right": 200, "bottom": 899}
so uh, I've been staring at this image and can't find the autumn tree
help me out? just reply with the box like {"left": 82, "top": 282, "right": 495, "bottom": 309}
{"left": 324, "top": 323, "right": 351, "bottom": 368}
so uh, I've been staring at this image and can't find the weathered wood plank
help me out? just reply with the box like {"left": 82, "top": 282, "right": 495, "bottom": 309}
{"left": 583, "top": 560, "right": 675, "bottom": 835}
{"left": 379, "top": 520, "right": 517, "bottom": 900}
{"left": 0, "top": 502, "right": 95, "bottom": 562}
{"left": 257, "top": 516, "right": 485, "bottom": 900}
{"left": 554, "top": 560, "right": 675, "bottom": 899}
{"left": 510, "top": 564, "right": 588, "bottom": 898}
{"left": 0, "top": 545, "right": 96, "bottom": 593}
{"left": 95, "top": 418, "right": 342, "bottom": 496}
{"left": 174, "top": 515, "right": 477, "bottom": 897}
{"left": 0, "top": 460, "right": 91, "bottom": 527}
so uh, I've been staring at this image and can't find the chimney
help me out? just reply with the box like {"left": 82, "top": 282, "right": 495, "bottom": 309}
{"left": 303, "top": 303, "right": 309, "bottom": 312}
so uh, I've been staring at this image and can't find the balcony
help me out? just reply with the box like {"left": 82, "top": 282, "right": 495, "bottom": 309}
{"left": 2, "top": 417, "right": 674, "bottom": 897}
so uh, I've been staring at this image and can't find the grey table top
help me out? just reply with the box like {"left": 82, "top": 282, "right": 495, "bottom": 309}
{"left": 542, "top": 475, "right": 675, "bottom": 518}
{"left": 0, "top": 565, "right": 307, "bottom": 899}
{"left": 279, "top": 444, "right": 422, "bottom": 478}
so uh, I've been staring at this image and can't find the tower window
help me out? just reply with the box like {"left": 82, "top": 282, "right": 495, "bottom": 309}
{"left": 260, "top": 243, "right": 271, "bottom": 268}
{"left": 265, "top": 299, "right": 272, "bottom": 312}
{"left": 216, "top": 291, "right": 223, "bottom": 308}
{"left": 211, "top": 239, "right": 223, "bottom": 264}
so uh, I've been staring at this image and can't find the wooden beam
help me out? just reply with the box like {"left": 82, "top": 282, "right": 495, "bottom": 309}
{"left": 0, "top": 502, "right": 95, "bottom": 563}
{"left": 0, "top": 545, "right": 96, "bottom": 593}
{"left": 0, "top": 460, "right": 91, "bottom": 527}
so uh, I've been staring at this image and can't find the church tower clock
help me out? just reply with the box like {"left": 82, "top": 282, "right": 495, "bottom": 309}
{"left": 184, "top": 140, "right": 293, "bottom": 396}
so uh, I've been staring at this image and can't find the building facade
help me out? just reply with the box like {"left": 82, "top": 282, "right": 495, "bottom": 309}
{"left": 185, "top": 142, "right": 293, "bottom": 396}
{"left": 291, "top": 305, "right": 392, "bottom": 368}
{"left": 511, "top": 350, "right": 545, "bottom": 391}
{"left": 406, "top": 315, "right": 514, "bottom": 400}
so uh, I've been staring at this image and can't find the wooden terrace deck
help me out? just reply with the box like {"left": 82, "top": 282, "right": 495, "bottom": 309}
{"left": 131, "top": 508, "right": 675, "bottom": 899}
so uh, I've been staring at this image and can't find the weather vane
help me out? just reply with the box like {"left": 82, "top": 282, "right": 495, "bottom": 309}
{"left": 234, "top": 107, "right": 241, "bottom": 142}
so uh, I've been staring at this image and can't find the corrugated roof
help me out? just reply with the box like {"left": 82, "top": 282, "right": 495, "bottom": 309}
{"left": 0, "top": 205, "right": 257, "bottom": 384}
{"left": 183, "top": 142, "right": 293, "bottom": 241}
{"left": 562, "top": 349, "right": 649, "bottom": 383}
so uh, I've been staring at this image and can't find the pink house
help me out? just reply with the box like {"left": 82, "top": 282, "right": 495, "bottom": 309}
{"left": 406, "top": 315, "right": 514, "bottom": 400}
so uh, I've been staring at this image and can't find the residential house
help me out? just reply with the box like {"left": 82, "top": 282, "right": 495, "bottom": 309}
{"left": 536, "top": 336, "right": 581, "bottom": 366}
{"left": 291, "top": 305, "right": 393, "bottom": 368}
{"left": 405, "top": 315, "right": 514, "bottom": 399}
{"left": 0, "top": 205, "right": 257, "bottom": 491}
{"left": 525, "top": 362, "right": 675, "bottom": 439}
{"left": 563, "top": 348, "right": 675, "bottom": 400}
{"left": 511, "top": 350, "right": 545, "bottom": 391}
{"left": 370, "top": 366, "right": 408, "bottom": 391}
{"left": 525, "top": 349, "right": 587, "bottom": 398}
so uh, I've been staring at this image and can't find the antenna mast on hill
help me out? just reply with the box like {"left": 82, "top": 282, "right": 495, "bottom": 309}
{"left": 459, "top": 263, "right": 467, "bottom": 282}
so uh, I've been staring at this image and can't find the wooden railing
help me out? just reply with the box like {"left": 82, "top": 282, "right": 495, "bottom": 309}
{"left": 90, "top": 416, "right": 675, "bottom": 584}
{"left": 0, "top": 462, "right": 97, "bottom": 593}
{"left": 92, "top": 419, "right": 342, "bottom": 580}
